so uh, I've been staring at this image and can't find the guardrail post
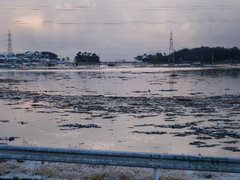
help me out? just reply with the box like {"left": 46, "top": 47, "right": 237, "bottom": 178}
{"left": 153, "top": 168, "right": 159, "bottom": 180}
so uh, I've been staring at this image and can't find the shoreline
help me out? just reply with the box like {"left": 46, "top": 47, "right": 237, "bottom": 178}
{"left": 0, "top": 63, "right": 239, "bottom": 72}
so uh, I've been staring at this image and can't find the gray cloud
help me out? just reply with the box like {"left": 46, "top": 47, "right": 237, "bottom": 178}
{"left": 0, "top": 0, "right": 240, "bottom": 61}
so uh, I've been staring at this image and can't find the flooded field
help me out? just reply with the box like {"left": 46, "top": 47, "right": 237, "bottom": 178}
{"left": 0, "top": 65, "right": 240, "bottom": 157}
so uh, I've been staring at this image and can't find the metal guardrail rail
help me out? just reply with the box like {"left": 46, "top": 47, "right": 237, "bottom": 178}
{"left": 0, "top": 145, "right": 240, "bottom": 180}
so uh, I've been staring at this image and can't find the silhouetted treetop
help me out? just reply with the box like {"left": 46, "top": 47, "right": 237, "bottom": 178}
{"left": 41, "top": 51, "right": 58, "bottom": 60}
{"left": 75, "top": 51, "right": 100, "bottom": 65}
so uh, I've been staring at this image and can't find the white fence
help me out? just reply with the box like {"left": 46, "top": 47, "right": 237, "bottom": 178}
{"left": 0, "top": 145, "right": 240, "bottom": 179}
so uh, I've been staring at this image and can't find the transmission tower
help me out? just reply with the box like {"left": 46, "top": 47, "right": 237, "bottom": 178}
{"left": 169, "top": 31, "right": 175, "bottom": 64}
{"left": 7, "top": 29, "right": 13, "bottom": 55}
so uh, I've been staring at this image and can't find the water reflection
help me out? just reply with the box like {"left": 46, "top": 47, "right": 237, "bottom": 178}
{"left": 197, "top": 68, "right": 240, "bottom": 78}
{"left": 0, "top": 66, "right": 240, "bottom": 97}
{"left": 171, "top": 68, "right": 240, "bottom": 78}
{"left": 0, "top": 66, "right": 240, "bottom": 156}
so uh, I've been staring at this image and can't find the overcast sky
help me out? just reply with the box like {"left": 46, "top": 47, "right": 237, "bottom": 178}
{"left": 0, "top": 0, "right": 240, "bottom": 61}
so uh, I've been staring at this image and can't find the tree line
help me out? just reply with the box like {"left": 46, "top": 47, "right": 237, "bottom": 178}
{"left": 135, "top": 47, "right": 240, "bottom": 64}
{"left": 75, "top": 52, "right": 100, "bottom": 65}
{"left": 13, "top": 47, "right": 240, "bottom": 65}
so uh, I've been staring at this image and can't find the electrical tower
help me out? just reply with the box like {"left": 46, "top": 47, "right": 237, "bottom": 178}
{"left": 169, "top": 31, "right": 175, "bottom": 64}
{"left": 7, "top": 29, "right": 13, "bottom": 55}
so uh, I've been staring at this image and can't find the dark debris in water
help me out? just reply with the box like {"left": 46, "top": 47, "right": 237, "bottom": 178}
{"left": 132, "top": 121, "right": 202, "bottom": 129}
{"left": 170, "top": 132, "right": 194, "bottom": 137}
{"left": 102, "top": 115, "right": 117, "bottom": 119}
{"left": 189, "top": 141, "right": 206, "bottom": 146}
{"left": 0, "top": 79, "right": 29, "bottom": 83}
{"left": 1, "top": 88, "right": 239, "bottom": 119}
{"left": 195, "top": 136, "right": 212, "bottom": 140}
{"left": 131, "top": 114, "right": 158, "bottom": 119}
{"left": 132, "top": 131, "right": 167, "bottom": 135}
{"left": 0, "top": 137, "right": 20, "bottom": 141}
{"left": 190, "top": 127, "right": 240, "bottom": 139}
{"left": 0, "top": 120, "right": 9, "bottom": 123}
{"left": 17, "top": 121, "right": 28, "bottom": 125}
{"left": 222, "top": 146, "right": 240, "bottom": 152}
{"left": 0, "top": 86, "right": 240, "bottom": 151}
{"left": 37, "top": 110, "right": 59, "bottom": 114}
{"left": 208, "top": 119, "right": 235, "bottom": 122}
{"left": 58, "top": 123, "right": 101, "bottom": 130}
{"left": 190, "top": 141, "right": 220, "bottom": 148}
{"left": 222, "top": 140, "right": 238, "bottom": 144}
{"left": 198, "top": 144, "right": 220, "bottom": 148}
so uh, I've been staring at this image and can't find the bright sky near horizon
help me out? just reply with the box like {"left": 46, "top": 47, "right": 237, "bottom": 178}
{"left": 0, "top": 0, "right": 240, "bottom": 61}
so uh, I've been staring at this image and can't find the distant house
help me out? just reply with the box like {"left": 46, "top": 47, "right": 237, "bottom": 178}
{"left": 191, "top": 62, "right": 202, "bottom": 66}
{"left": 0, "top": 51, "right": 66, "bottom": 67}
{"left": 0, "top": 54, "right": 5, "bottom": 63}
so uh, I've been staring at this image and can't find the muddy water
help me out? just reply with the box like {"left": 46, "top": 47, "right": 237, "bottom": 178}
{"left": 0, "top": 65, "right": 240, "bottom": 157}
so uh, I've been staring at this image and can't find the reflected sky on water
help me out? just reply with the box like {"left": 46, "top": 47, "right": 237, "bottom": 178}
{"left": 1, "top": 66, "right": 240, "bottom": 156}
{"left": 0, "top": 0, "right": 240, "bottom": 61}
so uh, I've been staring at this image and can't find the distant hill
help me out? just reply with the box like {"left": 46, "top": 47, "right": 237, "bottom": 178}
{"left": 135, "top": 47, "right": 240, "bottom": 64}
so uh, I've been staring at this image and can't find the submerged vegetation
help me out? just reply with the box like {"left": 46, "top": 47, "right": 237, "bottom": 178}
{"left": 135, "top": 47, "right": 240, "bottom": 64}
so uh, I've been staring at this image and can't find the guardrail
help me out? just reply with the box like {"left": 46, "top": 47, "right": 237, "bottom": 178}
{"left": 0, "top": 145, "right": 240, "bottom": 180}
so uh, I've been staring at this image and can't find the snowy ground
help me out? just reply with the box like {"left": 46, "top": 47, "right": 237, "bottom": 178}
{"left": 0, "top": 159, "right": 240, "bottom": 180}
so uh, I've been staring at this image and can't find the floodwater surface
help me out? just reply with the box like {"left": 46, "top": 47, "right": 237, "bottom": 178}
{"left": 0, "top": 65, "right": 240, "bottom": 157}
